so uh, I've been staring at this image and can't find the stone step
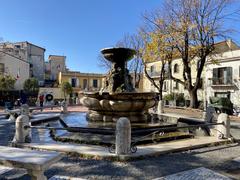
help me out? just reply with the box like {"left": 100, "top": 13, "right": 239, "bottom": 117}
{"left": 132, "top": 131, "right": 194, "bottom": 145}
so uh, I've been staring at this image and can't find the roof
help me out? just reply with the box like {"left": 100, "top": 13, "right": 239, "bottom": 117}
{"left": 0, "top": 50, "right": 29, "bottom": 64}
{"left": 15, "top": 41, "right": 46, "bottom": 51}
{"left": 145, "top": 39, "right": 240, "bottom": 64}
{"left": 61, "top": 71, "right": 105, "bottom": 77}
{"left": 49, "top": 55, "right": 66, "bottom": 58}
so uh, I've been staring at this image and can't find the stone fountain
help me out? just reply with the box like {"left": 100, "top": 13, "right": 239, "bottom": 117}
{"left": 80, "top": 47, "right": 156, "bottom": 122}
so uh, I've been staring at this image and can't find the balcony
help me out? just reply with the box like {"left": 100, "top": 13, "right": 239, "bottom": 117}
{"left": 210, "top": 77, "right": 235, "bottom": 89}
{"left": 147, "top": 71, "right": 170, "bottom": 78}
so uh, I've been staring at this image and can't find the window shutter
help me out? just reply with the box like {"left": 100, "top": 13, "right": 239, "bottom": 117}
{"left": 227, "top": 67, "right": 232, "bottom": 84}
{"left": 213, "top": 68, "right": 218, "bottom": 84}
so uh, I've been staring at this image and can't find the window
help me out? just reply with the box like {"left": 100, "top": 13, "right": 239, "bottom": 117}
{"left": 71, "top": 78, "right": 77, "bottom": 87}
{"left": 163, "top": 81, "right": 168, "bottom": 91}
{"left": 150, "top": 65, "right": 155, "bottom": 73}
{"left": 239, "top": 66, "right": 240, "bottom": 78}
{"left": 213, "top": 67, "right": 232, "bottom": 85}
{"left": 174, "top": 81, "right": 179, "bottom": 90}
{"left": 15, "top": 45, "right": 21, "bottom": 48}
{"left": 0, "top": 63, "right": 4, "bottom": 75}
{"left": 83, "top": 79, "right": 88, "bottom": 89}
{"left": 93, "top": 79, "right": 98, "bottom": 88}
{"left": 173, "top": 64, "right": 179, "bottom": 73}
{"left": 197, "top": 60, "right": 201, "bottom": 70}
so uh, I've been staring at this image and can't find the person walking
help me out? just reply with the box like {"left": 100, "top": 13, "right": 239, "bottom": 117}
{"left": 39, "top": 94, "right": 44, "bottom": 110}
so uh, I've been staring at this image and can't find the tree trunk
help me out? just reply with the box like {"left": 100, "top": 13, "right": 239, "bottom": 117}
{"left": 189, "top": 89, "right": 198, "bottom": 108}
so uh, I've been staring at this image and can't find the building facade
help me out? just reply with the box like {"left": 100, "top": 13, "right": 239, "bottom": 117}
{"left": 0, "top": 46, "right": 30, "bottom": 90}
{"left": 0, "top": 41, "right": 45, "bottom": 86}
{"left": 143, "top": 40, "right": 240, "bottom": 107}
{"left": 48, "top": 55, "right": 67, "bottom": 81}
{"left": 205, "top": 49, "right": 240, "bottom": 107}
{"left": 58, "top": 71, "right": 105, "bottom": 97}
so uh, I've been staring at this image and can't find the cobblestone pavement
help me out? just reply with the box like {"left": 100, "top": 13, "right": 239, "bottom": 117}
{"left": 45, "top": 143, "right": 240, "bottom": 180}
{"left": 0, "top": 107, "right": 240, "bottom": 179}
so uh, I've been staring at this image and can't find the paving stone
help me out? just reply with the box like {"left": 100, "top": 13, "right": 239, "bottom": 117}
{"left": 154, "top": 167, "right": 231, "bottom": 180}
{"left": 0, "top": 165, "right": 13, "bottom": 175}
{"left": 233, "top": 157, "right": 240, "bottom": 163}
{"left": 49, "top": 175, "right": 86, "bottom": 180}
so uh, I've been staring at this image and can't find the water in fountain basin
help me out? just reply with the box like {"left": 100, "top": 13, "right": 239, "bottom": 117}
{"left": 31, "top": 112, "right": 181, "bottom": 144}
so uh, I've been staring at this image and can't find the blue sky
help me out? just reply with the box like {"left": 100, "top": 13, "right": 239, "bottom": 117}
{"left": 0, "top": 0, "right": 162, "bottom": 73}
{"left": 0, "top": 1, "right": 239, "bottom": 74}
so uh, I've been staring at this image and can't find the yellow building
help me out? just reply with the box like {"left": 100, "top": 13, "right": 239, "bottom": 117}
{"left": 58, "top": 71, "right": 105, "bottom": 97}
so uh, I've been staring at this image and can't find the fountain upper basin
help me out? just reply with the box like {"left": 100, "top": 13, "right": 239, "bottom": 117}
{"left": 101, "top": 47, "right": 136, "bottom": 63}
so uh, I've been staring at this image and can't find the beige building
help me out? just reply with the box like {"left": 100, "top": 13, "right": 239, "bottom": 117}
{"left": 0, "top": 41, "right": 45, "bottom": 86}
{"left": 205, "top": 46, "right": 240, "bottom": 107}
{"left": 48, "top": 55, "right": 67, "bottom": 81}
{"left": 143, "top": 40, "right": 240, "bottom": 106}
{"left": 0, "top": 48, "right": 30, "bottom": 90}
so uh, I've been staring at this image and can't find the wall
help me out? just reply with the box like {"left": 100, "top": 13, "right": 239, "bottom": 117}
{"left": 206, "top": 49, "right": 240, "bottom": 107}
{"left": 59, "top": 72, "right": 105, "bottom": 94}
{"left": 143, "top": 58, "right": 204, "bottom": 101}
{"left": 14, "top": 42, "right": 45, "bottom": 84}
{"left": 49, "top": 55, "right": 66, "bottom": 80}
{"left": 0, "top": 52, "right": 29, "bottom": 90}
{"left": 39, "top": 87, "right": 63, "bottom": 99}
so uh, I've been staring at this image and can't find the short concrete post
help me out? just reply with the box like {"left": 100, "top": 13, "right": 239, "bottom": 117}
{"left": 216, "top": 113, "right": 230, "bottom": 139}
{"left": 116, "top": 117, "right": 131, "bottom": 155}
{"left": 13, "top": 115, "right": 31, "bottom": 143}
{"left": 157, "top": 100, "right": 164, "bottom": 114}
{"left": 61, "top": 101, "right": 68, "bottom": 114}
{"left": 20, "top": 104, "right": 29, "bottom": 116}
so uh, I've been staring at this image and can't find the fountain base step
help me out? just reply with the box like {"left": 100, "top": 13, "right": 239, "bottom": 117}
{"left": 50, "top": 130, "right": 194, "bottom": 146}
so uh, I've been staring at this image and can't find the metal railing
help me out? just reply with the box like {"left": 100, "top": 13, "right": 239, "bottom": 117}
{"left": 211, "top": 77, "right": 233, "bottom": 85}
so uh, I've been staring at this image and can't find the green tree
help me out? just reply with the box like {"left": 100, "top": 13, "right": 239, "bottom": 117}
{"left": 61, "top": 82, "right": 73, "bottom": 100}
{"left": 23, "top": 78, "right": 39, "bottom": 94}
{"left": 0, "top": 75, "right": 16, "bottom": 91}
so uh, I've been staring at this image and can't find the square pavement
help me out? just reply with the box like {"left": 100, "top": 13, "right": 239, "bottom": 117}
{"left": 154, "top": 167, "right": 231, "bottom": 180}
{"left": 49, "top": 175, "right": 86, "bottom": 180}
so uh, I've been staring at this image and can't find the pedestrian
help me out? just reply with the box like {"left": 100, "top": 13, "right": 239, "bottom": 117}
{"left": 39, "top": 94, "right": 44, "bottom": 108}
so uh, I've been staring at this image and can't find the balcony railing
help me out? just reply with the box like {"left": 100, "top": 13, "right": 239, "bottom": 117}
{"left": 147, "top": 71, "right": 170, "bottom": 78}
{"left": 211, "top": 77, "right": 233, "bottom": 86}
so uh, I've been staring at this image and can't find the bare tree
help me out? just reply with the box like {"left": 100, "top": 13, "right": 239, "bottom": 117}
{"left": 97, "top": 53, "right": 112, "bottom": 71}
{"left": 144, "top": 0, "right": 239, "bottom": 108}
{"left": 116, "top": 33, "right": 144, "bottom": 89}
{"left": 140, "top": 25, "right": 175, "bottom": 101}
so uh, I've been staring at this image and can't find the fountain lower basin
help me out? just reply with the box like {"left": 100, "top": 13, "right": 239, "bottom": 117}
{"left": 80, "top": 92, "right": 156, "bottom": 122}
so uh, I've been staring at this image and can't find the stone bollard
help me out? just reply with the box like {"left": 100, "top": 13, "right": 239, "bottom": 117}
{"left": 61, "top": 101, "right": 68, "bottom": 114}
{"left": 216, "top": 113, "right": 230, "bottom": 139}
{"left": 13, "top": 115, "right": 31, "bottom": 143}
{"left": 116, "top": 117, "right": 131, "bottom": 155}
{"left": 8, "top": 112, "right": 16, "bottom": 122}
{"left": 20, "top": 104, "right": 29, "bottom": 116}
{"left": 157, "top": 100, "right": 164, "bottom": 114}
